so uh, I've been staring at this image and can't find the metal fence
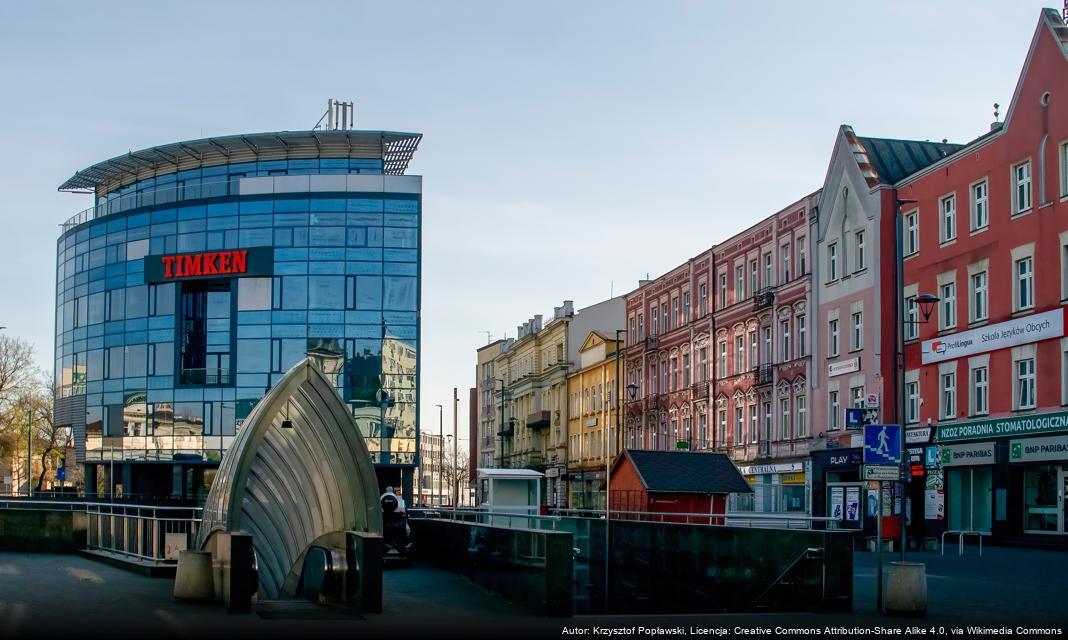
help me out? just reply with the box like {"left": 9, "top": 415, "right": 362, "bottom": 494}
{"left": 0, "top": 499, "right": 201, "bottom": 564}
{"left": 412, "top": 506, "right": 836, "bottom": 530}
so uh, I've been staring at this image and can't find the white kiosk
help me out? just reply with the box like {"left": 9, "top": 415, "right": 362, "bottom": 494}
{"left": 477, "top": 468, "right": 544, "bottom": 527}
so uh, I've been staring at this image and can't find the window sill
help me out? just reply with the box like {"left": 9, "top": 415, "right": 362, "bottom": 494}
{"left": 937, "top": 326, "right": 958, "bottom": 335}
{"left": 848, "top": 347, "right": 863, "bottom": 354}
{"left": 969, "top": 226, "right": 989, "bottom": 237}
{"left": 939, "top": 238, "right": 957, "bottom": 248}
{"left": 1011, "top": 208, "right": 1033, "bottom": 219}
{"left": 1011, "top": 308, "right": 1036, "bottom": 318}
{"left": 967, "top": 319, "right": 989, "bottom": 329}
{"left": 852, "top": 267, "right": 868, "bottom": 276}
{"left": 903, "top": 253, "right": 918, "bottom": 262}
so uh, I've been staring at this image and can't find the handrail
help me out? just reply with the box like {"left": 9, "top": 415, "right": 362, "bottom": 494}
{"left": 0, "top": 499, "right": 203, "bottom": 513}
{"left": 752, "top": 547, "right": 821, "bottom": 607}
{"left": 411, "top": 506, "right": 837, "bottom": 530}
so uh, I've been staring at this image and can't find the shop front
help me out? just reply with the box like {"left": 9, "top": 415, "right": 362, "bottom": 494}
{"left": 811, "top": 448, "right": 862, "bottom": 530}
{"left": 734, "top": 461, "right": 809, "bottom": 513}
{"left": 567, "top": 469, "right": 606, "bottom": 510}
{"left": 934, "top": 410, "right": 1068, "bottom": 545}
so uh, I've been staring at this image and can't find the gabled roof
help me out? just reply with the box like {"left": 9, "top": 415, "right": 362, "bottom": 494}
{"left": 579, "top": 330, "right": 621, "bottom": 353}
{"left": 613, "top": 449, "right": 752, "bottom": 494}
{"left": 841, "top": 126, "right": 962, "bottom": 187}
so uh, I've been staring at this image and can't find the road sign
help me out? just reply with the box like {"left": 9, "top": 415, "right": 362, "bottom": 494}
{"left": 845, "top": 408, "right": 864, "bottom": 430}
{"left": 862, "top": 465, "right": 901, "bottom": 481}
{"left": 57, "top": 467, "right": 66, "bottom": 482}
{"left": 863, "top": 424, "right": 901, "bottom": 465}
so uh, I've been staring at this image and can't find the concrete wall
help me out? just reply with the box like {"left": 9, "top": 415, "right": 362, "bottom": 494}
{"left": 0, "top": 508, "right": 87, "bottom": 553}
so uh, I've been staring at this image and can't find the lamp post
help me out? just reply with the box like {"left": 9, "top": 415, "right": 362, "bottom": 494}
{"left": 446, "top": 434, "right": 454, "bottom": 507}
{"left": 890, "top": 195, "right": 939, "bottom": 612}
{"left": 626, "top": 383, "right": 639, "bottom": 448}
{"left": 435, "top": 404, "right": 443, "bottom": 506}
{"left": 494, "top": 378, "right": 504, "bottom": 468}
{"left": 452, "top": 387, "right": 459, "bottom": 507}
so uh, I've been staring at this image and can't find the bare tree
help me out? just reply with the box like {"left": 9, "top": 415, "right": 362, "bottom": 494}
{"left": 0, "top": 335, "right": 36, "bottom": 399}
{"left": 442, "top": 446, "right": 471, "bottom": 506}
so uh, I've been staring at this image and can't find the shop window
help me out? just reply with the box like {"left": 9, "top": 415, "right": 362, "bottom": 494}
{"left": 948, "top": 467, "right": 992, "bottom": 533}
{"left": 1023, "top": 465, "right": 1061, "bottom": 533}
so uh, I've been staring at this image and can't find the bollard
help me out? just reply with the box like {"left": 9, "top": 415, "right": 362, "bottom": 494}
{"left": 174, "top": 550, "right": 215, "bottom": 602}
{"left": 886, "top": 561, "right": 927, "bottom": 616}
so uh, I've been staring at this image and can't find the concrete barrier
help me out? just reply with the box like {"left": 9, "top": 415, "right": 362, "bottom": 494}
{"left": 886, "top": 561, "right": 927, "bottom": 616}
{"left": 0, "top": 508, "right": 87, "bottom": 552}
{"left": 174, "top": 550, "right": 215, "bottom": 601}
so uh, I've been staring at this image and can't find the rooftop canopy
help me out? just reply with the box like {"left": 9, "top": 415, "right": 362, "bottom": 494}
{"left": 59, "top": 129, "right": 423, "bottom": 195}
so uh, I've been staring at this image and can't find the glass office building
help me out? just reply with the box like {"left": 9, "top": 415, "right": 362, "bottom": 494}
{"left": 53, "top": 130, "right": 423, "bottom": 502}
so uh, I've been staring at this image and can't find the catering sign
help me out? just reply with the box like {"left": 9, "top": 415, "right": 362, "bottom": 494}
{"left": 921, "top": 308, "right": 1064, "bottom": 364}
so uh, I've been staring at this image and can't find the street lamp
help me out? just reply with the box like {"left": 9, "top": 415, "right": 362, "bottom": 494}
{"left": 495, "top": 378, "right": 506, "bottom": 468}
{"left": 891, "top": 195, "right": 940, "bottom": 612}
{"left": 626, "top": 383, "right": 639, "bottom": 448}
{"left": 446, "top": 434, "right": 454, "bottom": 506}
{"left": 435, "top": 404, "right": 443, "bottom": 506}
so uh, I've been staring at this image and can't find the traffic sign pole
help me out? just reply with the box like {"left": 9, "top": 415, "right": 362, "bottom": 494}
{"left": 876, "top": 481, "right": 883, "bottom": 613}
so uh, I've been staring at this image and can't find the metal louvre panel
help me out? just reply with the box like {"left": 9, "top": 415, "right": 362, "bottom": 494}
{"left": 60, "top": 130, "right": 422, "bottom": 195}
{"left": 195, "top": 358, "right": 382, "bottom": 599}
{"left": 54, "top": 395, "right": 86, "bottom": 461}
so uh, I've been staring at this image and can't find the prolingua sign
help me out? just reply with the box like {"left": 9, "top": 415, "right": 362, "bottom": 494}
{"left": 921, "top": 307, "right": 1064, "bottom": 364}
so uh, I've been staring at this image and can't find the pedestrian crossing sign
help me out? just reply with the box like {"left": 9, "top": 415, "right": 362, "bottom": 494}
{"left": 863, "top": 424, "right": 901, "bottom": 465}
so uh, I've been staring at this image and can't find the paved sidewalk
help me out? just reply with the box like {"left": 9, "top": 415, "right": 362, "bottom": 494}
{"left": 1, "top": 548, "right": 1065, "bottom": 638}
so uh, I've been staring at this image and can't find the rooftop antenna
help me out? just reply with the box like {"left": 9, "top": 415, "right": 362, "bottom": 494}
{"left": 993, "top": 103, "right": 1000, "bottom": 122}
{"left": 314, "top": 98, "right": 355, "bottom": 131}
{"left": 1063, "top": 0, "right": 1067, "bottom": 24}
{"left": 482, "top": 331, "right": 493, "bottom": 344}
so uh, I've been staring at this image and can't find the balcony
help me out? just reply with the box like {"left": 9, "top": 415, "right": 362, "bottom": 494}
{"left": 753, "top": 287, "right": 774, "bottom": 310}
{"left": 646, "top": 394, "right": 660, "bottom": 411}
{"left": 754, "top": 364, "right": 774, "bottom": 386}
{"left": 497, "top": 421, "right": 514, "bottom": 437}
{"left": 691, "top": 381, "right": 709, "bottom": 399}
{"left": 526, "top": 410, "right": 551, "bottom": 430}
{"left": 645, "top": 335, "right": 659, "bottom": 350}
{"left": 525, "top": 453, "right": 545, "bottom": 469}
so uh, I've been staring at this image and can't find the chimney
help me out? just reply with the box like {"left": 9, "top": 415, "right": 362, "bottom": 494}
{"left": 533, "top": 315, "right": 543, "bottom": 332}
{"left": 562, "top": 300, "right": 574, "bottom": 317}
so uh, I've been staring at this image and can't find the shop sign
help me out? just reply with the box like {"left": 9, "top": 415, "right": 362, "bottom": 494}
{"left": 906, "top": 427, "right": 932, "bottom": 444}
{"left": 935, "top": 410, "right": 1068, "bottom": 443}
{"left": 145, "top": 247, "right": 274, "bottom": 283}
{"left": 864, "top": 393, "right": 880, "bottom": 409}
{"left": 925, "top": 446, "right": 940, "bottom": 468}
{"left": 828, "top": 357, "right": 860, "bottom": 378}
{"left": 821, "top": 450, "right": 862, "bottom": 468}
{"left": 738, "top": 462, "right": 803, "bottom": 475}
{"left": 1009, "top": 435, "right": 1068, "bottom": 463}
{"left": 780, "top": 472, "right": 806, "bottom": 484}
{"left": 844, "top": 486, "right": 861, "bottom": 521}
{"left": 862, "top": 465, "right": 901, "bottom": 481}
{"left": 921, "top": 307, "right": 1064, "bottom": 364}
{"left": 939, "top": 442, "right": 996, "bottom": 467}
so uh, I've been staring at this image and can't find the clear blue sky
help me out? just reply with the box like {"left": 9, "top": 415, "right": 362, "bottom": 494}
{"left": 0, "top": 1, "right": 1053, "bottom": 448}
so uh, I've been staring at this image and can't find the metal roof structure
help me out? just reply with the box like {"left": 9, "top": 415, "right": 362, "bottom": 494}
{"left": 195, "top": 358, "right": 383, "bottom": 599}
{"left": 849, "top": 132, "right": 962, "bottom": 186}
{"left": 59, "top": 129, "right": 423, "bottom": 195}
{"left": 613, "top": 449, "right": 753, "bottom": 495}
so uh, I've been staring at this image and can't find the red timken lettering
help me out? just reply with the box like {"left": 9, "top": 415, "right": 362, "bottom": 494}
{"left": 160, "top": 250, "right": 248, "bottom": 279}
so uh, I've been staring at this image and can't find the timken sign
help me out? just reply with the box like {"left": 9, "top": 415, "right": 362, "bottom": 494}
{"left": 144, "top": 248, "right": 273, "bottom": 284}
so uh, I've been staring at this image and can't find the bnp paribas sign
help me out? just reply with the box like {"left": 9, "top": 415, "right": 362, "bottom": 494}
{"left": 921, "top": 307, "right": 1064, "bottom": 364}
{"left": 935, "top": 410, "right": 1068, "bottom": 443}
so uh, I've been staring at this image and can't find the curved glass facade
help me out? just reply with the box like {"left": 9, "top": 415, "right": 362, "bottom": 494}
{"left": 55, "top": 143, "right": 421, "bottom": 500}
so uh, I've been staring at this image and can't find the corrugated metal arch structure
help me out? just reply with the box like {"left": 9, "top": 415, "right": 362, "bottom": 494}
{"left": 195, "top": 358, "right": 383, "bottom": 598}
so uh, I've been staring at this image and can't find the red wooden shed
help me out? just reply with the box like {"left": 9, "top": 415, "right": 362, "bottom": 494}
{"left": 608, "top": 449, "right": 752, "bottom": 523}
